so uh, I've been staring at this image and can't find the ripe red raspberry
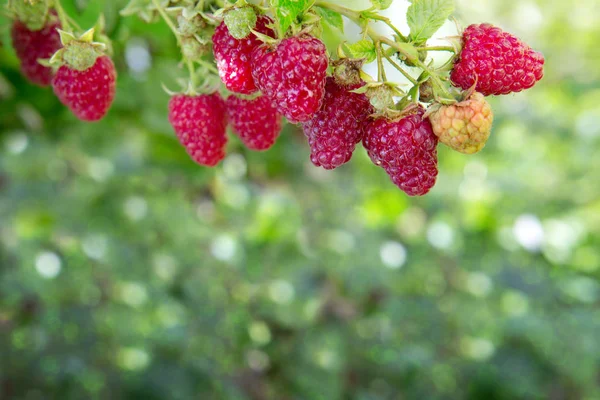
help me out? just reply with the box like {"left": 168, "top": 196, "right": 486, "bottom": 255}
{"left": 251, "top": 35, "right": 328, "bottom": 123}
{"left": 450, "top": 23, "right": 545, "bottom": 96}
{"left": 363, "top": 108, "right": 438, "bottom": 196}
{"left": 212, "top": 15, "right": 274, "bottom": 95}
{"left": 52, "top": 55, "right": 116, "bottom": 122}
{"left": 168, "top": 93, "right": 228, "bottom": 167}
{"left": 384, "top": 161, "right": 438, "bottom": 197}
{"left": 11, "top": 15, "right": 61, "bottom": 86}
{"left": 226, "top": 95, "right": 282, "bottom": 151}
{"left": 301, "top": 77, "right": 373, "bottom": 169}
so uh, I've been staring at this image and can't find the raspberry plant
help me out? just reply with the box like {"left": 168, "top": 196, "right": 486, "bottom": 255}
{"left": 5, "top": 0, "right": 545, "bottom": 196}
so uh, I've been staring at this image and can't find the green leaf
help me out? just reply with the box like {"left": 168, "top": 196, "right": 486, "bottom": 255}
{"left": 270, "top": 0, "right": 315, "bottom": 36}
{"left": 370, "top": 0, "right": 393, "bottom": 10}
{"left": 315, "top": 6, "right": 344, "bottom": 33}
{"left": 406, "top": 0, "right": 454, "bottom": 43}
{"left": 344, "top": 40, "right": 377, "bottom": 63}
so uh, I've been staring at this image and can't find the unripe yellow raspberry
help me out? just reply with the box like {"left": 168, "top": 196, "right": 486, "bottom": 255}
{"left": 429, "top": 92, "right": 493, "bottom": 154}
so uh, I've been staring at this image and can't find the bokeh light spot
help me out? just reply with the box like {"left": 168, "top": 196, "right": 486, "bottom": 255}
{"left": 466, "top": 272, "right": 493, "bottom": 298}
{"left": 211, "top": 235, "right": 237, "bottom": 261}
{"left": 5, "top": 132, "right": 28, "bottom": 154}
{"left": 248, "top": 321, "right": 272, "bottom": 345}
{"left": 35, "top": 251, "right": 61, "bottom": 279}
{"left": 380, "top": 241, "right": 407, "bottom": 269}
{"left": 427, "top": 222, "right": 455, "bottom": 250}
{"left": 82, "top": 234, "right": 108, "bottom": 260}
{"left": 268, "top": 280, "right": 295, "bottom": 304}
{"left": 124, "top": 196, "right": 148, "bottom": 221}
{"left": 118, "top": 347, "right": 150, "bottom": 371}
{"left": 513, "top": 214, "right": 544, "bottom": 252}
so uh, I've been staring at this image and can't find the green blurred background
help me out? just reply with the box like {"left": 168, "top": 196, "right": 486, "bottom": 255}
{"left": 1, "top": 0, "right": 599, "bottom": 399}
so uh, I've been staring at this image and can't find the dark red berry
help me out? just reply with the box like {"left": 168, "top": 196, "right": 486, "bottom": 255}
{"left": 384, "top": 160, "right": 438, "bottom": 197}
{"left": 226, "top": 95, "right": 282, "bottom": 151}
{"left": 168, "top": 93, "right": 228, "bottom": 167}
{"left": 11, "top": 14, "right": 61, "bottom": 86}
{"left": 251, "top": 35, "right": 328, "bottom": 123}
{"left": 450, "top": 23, "right": 545, "bottom": 96}
{"left": 212, "top": 15, "right": 275, "bottom": 95}
{"left": 363, "top": 108, "right": 438, "bottom": 196}
{"left": 301, "top": 77, "right": 373, "bottom": 170}
{"left": 52, "top": 55, "right": 116, "bottom": 122}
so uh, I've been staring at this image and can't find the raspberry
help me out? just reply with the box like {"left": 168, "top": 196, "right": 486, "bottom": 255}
{"left": 385, "top": 161, "right": 438, "bottom": 197}
{"left": 429, "top": 92, "right": 494, "bottom": 154}
{"left": 226, "top": 95, "right": 282, "bottom": 151}
{"left": 301, "top": 77, "right": 373, "bottom": 169}
{"left": 212, "top": 15, "right": 274, "bottom": 95}
{"left": 11, "top": 14, "right": 61, "bottom": 86}
{"left": 168, "top": 93, "right": 228, "bottom": 167}
{"left": 451, "top": 23, "right": 545, "bottom": 96}
{"left": 52, "top": 55, "right": 116, "bottom": 122}
{"left": 363, "top": 108, "right": 439, "bottom": 196}
{"left": 251, "top": 35, "right": 328, "bottom": 123}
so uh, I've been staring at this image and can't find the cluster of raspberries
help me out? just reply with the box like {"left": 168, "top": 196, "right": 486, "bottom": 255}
{"left": 11, "top": 9, "right": 544, "bottom": 196}
{"left": 11, "top": 11, "right": 116, "bottom": 121}
{"left": 168, "top": 17, "right": 544, "bottom": 196}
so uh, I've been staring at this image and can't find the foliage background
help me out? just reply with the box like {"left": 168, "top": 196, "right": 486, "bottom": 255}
{"left": 1, "top": 0, "right": 599, "bottom": 399}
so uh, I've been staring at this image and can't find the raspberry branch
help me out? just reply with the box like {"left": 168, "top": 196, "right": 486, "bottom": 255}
{"left": 6, "top": 0, "right": 545, "bottom": 196}
{"left": 151, "top": 0, "right": 199, "bottom": 87}
{"left": 416, "top": 46, "right": 455, "bottom": 52}
{"left": 361, "top": 10, "right": 407, "bottom": 42}
{"left": 150, "top": 0, "right": 180, "bottom": 43}
{"left": 374, "top": 41, "right": 387, "bottom": 82}
{"left": 315, "top": 0, "right": 456, "bottom": 105}
{"left": 382, "top": 52, "right": 417, "bottom": 86}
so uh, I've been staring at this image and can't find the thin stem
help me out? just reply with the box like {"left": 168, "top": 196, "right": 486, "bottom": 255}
{"left": 154, "top": 0, "right": 191, "bottom": 73}
{"left": 314, "top": 1, "right": 362, "bottom": 24}
{"left": 414, "top": 60, "right": 454, "bottom": 99}
{"left": 384, "top": 47, "right": 397, "bottom": 58}
{"left": 382, "top": 52, "right": 417, "bottom": 85}
{"left": 375, "top": 41, "right": 386, "bottom": 82}
{"left": 197, "top": 59, "right": 218, "bottom": 74}
{"left": 416, "top": 46, "right": 455, "bottom": 52}
{"left": 316, "top": 1, "right": 415, "bottom": 64}
{"left": 435, "top": 55, "right": 458, "bottom": 74}
{"left": 317, "top": 1, "right": 416, "bottom": 84}
{"left": 316, "top": 1, "right": 408, "bottom": 42}
{"left": 186, "top": 60, "right": 197, "bottom": 85}
{"left": 372, "top": 29, "right": 454, "bottom": 99}
{"left": 52, "top": 0, "right": 72, "bottom": 31}
{"left": 152, "top": 0, "right": 210, "bottom": 85}
{"left": 151, "top": 0, "right": 182, "bottom": 47}
{"left": 366, "top": 14, "right": 407, "bottom": 42}
{"left": 316, "top": 0, "right": 456, "bottom": 101}
{"left": 374, "top": 33, "right": 417, "bottom": 63}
